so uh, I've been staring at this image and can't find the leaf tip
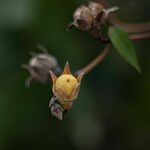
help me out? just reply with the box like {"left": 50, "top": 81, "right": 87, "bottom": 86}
{"left": 136, "top": 66, "right": 142, "bottom": 74}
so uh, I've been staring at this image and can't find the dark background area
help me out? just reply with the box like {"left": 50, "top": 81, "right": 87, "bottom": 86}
{"left": 0, "top": 0, "right": 149, "bottom": 150}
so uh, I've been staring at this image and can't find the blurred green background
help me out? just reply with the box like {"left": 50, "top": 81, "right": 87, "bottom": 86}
{"left": 0, "top": 0, "right": 149, "bottom": 150}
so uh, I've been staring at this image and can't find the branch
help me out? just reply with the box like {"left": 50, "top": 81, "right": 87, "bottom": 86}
{"left": 75, "top": 44, "right": 111, "bottom": 75}
{"left": 129, "top": 32, "right": 150, "bottom": 41}
{"left": 96, "top": 31, "right": 150, "bottom": 43}
{"left": 109, "top": 15, "right": 150, "bottom": 34}
{"left": 75, "top": 32, "right": 150, "bottom": 76}
{"left": 74, "top": 0, "right": 150, "bottom": 76}
{"left": 98, "top": 0, "right": 150, "bottom": 33}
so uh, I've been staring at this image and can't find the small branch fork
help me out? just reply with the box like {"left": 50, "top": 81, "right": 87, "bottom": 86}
{"left": 75, "top": 32, "right": 150, "bottom": 75}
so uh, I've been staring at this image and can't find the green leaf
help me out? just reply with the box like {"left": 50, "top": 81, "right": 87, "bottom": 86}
{"left": 108, "top": 27, "right": 141, "bottom": 73}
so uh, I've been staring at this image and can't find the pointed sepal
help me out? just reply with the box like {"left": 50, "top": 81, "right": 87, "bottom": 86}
{"left": 49, "top": 71, "right": 57, "bottom": 83}
{"left": 77, "top": 72, "right": 84, "bottom": 83}
{"left": 67, "top": 22, "right": 77, "bottom": 31}
{"left": 62, "top": 62, "right": 72, "bottom": 74}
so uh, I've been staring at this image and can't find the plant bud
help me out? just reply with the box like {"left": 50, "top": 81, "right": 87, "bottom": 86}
{"left": 22, "top": 48, "right": 61, "bottom": 87}
{"left": 50, "top": 62, "right": 84, "bottom": 110}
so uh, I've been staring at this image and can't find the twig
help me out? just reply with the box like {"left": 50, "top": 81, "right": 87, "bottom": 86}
{"left": 98, "top": 0, "right": 150, "bottom": 33}
{"left": 75, "top": 31, "right": 150, "bottom": 75}
{"left": 94, "top": 30, "right": 150, "bottom": 44}
{"left": 110, "top": 19, "right": 150, "bottom": 33}
{"left": 129, "top": 32, "right": 150, "bottom": 41}
{"left": 109, "top": 15, "right": 150, "bottom": 34}
{"left": 75, "top": 44, "right": 111, "bottom": 75}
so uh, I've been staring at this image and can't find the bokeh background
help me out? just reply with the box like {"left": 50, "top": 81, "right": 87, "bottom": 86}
{"left": 0, "top": 0, "right": 149, "bottom": 150}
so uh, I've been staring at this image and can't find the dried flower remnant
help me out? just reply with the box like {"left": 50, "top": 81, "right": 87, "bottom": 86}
{"left": 68, "top": 1, "right": 119, "bottom": 31}
{"left": 68, "top": 5, "right": 94, "bottom": 31}
{"left": 22, "top": 47, "right": 62, "bottom": 87}
{"left": 51, "top": 103, "right": 64, "bottom": 120}
{"left": 88, "top": 2, "right": 104, "bottom": 18}
{"left": 49, "top": 62, "right": 84, "bottom": 120}
{"left": 88, "top": 1, "right": 105, "bottom": 28}
{"left": 88, "top": 2, "right": 119, "bottom": 27}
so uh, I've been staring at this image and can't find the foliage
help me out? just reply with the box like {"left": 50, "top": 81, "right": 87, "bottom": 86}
{"left": 108, "top": 27, "right": 141, "bottom": 73}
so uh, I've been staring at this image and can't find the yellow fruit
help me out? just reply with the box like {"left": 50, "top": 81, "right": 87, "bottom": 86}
{"left": 50, "top": 62, "right": 84, "bottom": 110}
{"left": 54, "top": 74, "right": 78, "bottom": 100}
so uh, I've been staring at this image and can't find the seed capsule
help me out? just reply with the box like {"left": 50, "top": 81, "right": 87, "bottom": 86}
{"left": 88, "top": 2, "right": 119, "bottom": 26}
{"left": 88, "top": 2, "right": 104, "bottom": 18}
{"left": 68, "top": 5, "right": 94, "bottom": 31}
{"left": 22, "top": 47, "right": 61, "bottom": 87}
{"left": 68, "top": 2, "right": 119, "bottom": 32}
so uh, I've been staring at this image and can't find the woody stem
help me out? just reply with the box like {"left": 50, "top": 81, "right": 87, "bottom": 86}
{"left": 75, "top": 32, "right": 150, "bottom": 75}
{"left": 129, "top": 32, "right": 150, "bottom": 41}
{"left": 109, "top": 16, "right": 150, "bottom": 33}
{"left": 75, "top": 44, "right": 111, "bottom": 75}
{"left": 99, "top": 0, "right": 150, "bottom": 33}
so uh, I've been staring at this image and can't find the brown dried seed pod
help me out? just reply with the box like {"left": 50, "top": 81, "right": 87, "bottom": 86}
{"left": 88, "top": 2, "right": 119, "bottom": 28}
{"left": 88, "top": 2, "right": 106, "bottom": 28}
{"left": 68, "top": 5, "right": 94, "bottom": 31}
{"left": 88, "top": 2, "right": 104, "bottom": 18}
{"left": 22, "top": 50, "right": 62, "bottom": 87}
